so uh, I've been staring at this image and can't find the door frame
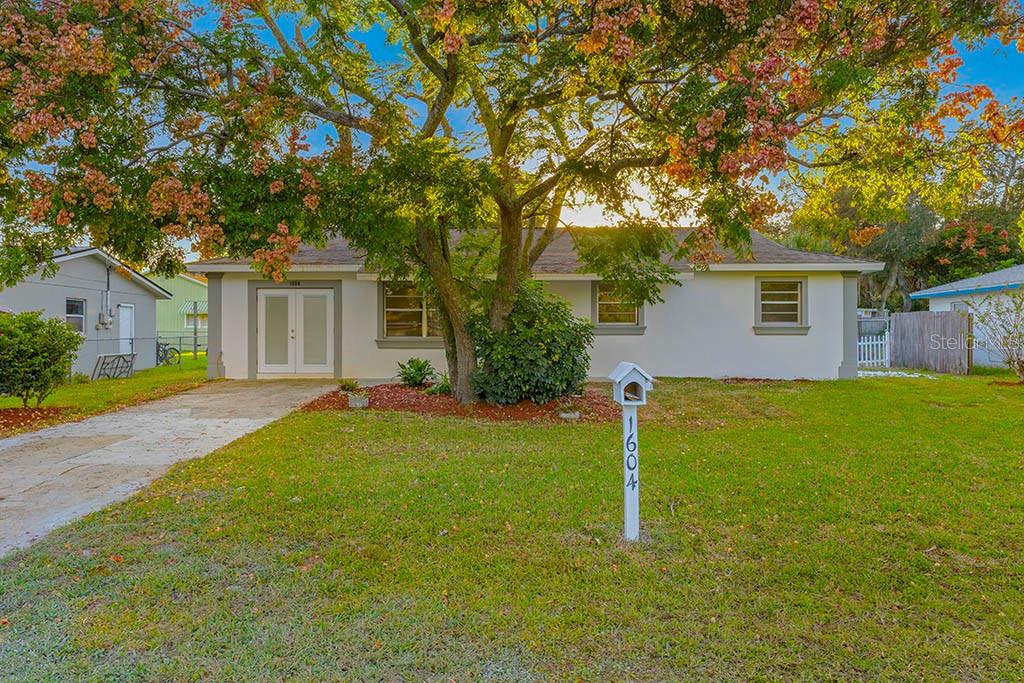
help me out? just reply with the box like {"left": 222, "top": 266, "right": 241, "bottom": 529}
{"left": 248, "top": 280, "right": 344, "bottom": 379}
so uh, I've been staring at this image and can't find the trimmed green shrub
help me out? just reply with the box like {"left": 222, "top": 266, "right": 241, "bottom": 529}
{"left": 0, "top": 311, "right": 83, "bottom": 407}
{"left": 396, "top": 357, "right": 435, "bottom": 387}
{"left": 471, "top": 282, "right": 593, "bottom": 405}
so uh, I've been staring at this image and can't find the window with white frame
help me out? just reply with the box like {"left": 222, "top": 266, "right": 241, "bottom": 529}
{"left": 65, "top": 298, "right": 86, "bottom": 333}
{"left": 757, "top": 279, "right": 804, "bottom": 325}
{"left": 184, "top": 312, "right": 209, "bottom": 329}
{"left": 595, "top": 283, "right": 640, "bottom": 325}
{"left": 383, "top": 283, "right": 442, "bottom": 338}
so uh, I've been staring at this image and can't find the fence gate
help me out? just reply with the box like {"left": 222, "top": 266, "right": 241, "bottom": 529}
{"left": 890, "top": 311, "right": 973, "bottom": 374}
{"left": 858, "top": 332, "right": 890, "bottom": 368}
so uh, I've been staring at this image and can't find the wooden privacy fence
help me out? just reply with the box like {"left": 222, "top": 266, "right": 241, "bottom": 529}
{"left": 890, "top": 311, "right": 973, "bottom": 374}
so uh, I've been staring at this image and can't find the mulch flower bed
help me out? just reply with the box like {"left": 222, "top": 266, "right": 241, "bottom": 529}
{"left": 0, "top": 406, "right": 67, "bottom": 434}
{"left": 302, "top": 383, "right": 620, "bottom": 423}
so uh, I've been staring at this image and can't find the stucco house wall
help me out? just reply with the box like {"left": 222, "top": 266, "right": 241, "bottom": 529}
{"left": 0, "top": 253, "right": 165, "bottom": 374}
{"left": 208, "top": 269, "right": 853, "bottom": 381}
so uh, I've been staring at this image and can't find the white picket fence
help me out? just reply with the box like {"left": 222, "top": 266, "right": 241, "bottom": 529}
{"left": 858, "top": 331, "right": 890, "bottom": 368}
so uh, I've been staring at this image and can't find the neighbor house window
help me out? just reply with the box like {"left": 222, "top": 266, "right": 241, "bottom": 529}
{"left": 757, "top": 279, "right": 804, "bottom": 325}
{"left": 383, "top": 283, "right": 441, "bottom": 338}
{"left": 65, "top": 298, "right": 86, "bottom": 333}
{"left": 596, "top": 283, "right": 640, "bottom": 325}
{"left": 184, "top": 312, "right": 209, "bottom": 329}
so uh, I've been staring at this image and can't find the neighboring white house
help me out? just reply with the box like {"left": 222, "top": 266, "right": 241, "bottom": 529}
{"left": 0, "top": 248, "right": 172, "bottom": 374}
{"left": 911, "top": 263, "right": 1024, "bottom": 367}
{"left": 188, "top": 229, "right": 884, "bottom": 382}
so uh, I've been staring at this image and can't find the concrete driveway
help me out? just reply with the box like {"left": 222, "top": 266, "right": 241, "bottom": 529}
{"left": 0, "top": 380, "right": 334, "bottom": 557}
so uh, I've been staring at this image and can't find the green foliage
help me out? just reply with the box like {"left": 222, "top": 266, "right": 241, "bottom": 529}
{"left": 337, "top": 378, "right": 360, "bottom": 393}
{"left": 425, "top": 374, "right": 451, "bottom": 396}
{"left": 471, "top": 283, "right": 593, "bottom": 405}
{"left": 0, "top": 312, "right": 83, "bottom": 407}
{"left": 574, "top": 223, "right": 680, "bottom": 306}
{"left": 396, "top": 358, "right": 436, "bottom": 388}
{"left": 915, "top": 216, "right": 1024, "bottom": 286}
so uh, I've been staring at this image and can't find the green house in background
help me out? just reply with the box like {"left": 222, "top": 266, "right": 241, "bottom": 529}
{"left": 148, "top": 273, "right": 208, "bottom": 351}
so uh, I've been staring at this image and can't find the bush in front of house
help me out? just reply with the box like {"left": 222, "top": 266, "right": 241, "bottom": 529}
{"left": 471, "top": 282, "right": 593, "bottom": 405}
{"left": 0, "top": 311, "right": 84, "bottom": 407}
{"left": 397, "top": 357, "right": 436, "bottom": 387}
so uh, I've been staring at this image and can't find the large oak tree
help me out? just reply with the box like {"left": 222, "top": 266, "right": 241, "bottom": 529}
{"left": 2, "top": 0, "right": 1022, "bottom": 401}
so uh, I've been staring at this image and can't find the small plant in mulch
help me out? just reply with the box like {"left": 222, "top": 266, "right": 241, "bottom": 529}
{"left": 337, "top": 378, "right": 360, "bottom": 393}
{"left": 337, "top": 378, "right": 369, "bottom": 408}
{"left": 424, "top": 374, "right": 451, "bottom": 396}
{"left": 396, "top": 358, "right": 436, "bottom": 388}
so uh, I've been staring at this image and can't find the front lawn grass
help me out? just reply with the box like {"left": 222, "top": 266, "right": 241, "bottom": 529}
{"left": 0, "top": 355, "right": 207, "bottom": 436}
{"left": 2, "top": 372, "right": 1023, "bottom": 679}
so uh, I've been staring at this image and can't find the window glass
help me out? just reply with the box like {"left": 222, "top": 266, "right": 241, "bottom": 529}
{"left": 65, "top": 298, "right": 85, "bottom": 333}
{"left": 597, "top": 283, "right": 639, "bottom": 325}
{"left": 759, "top": 281, "right": 802, "bottom": 324}
{"left": 384, "top": 283, "right": 440, "bottom": 337}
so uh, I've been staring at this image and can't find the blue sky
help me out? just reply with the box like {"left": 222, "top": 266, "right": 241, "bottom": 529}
{"left": 958, "top": 38, "right": 1024, "bottom": 101}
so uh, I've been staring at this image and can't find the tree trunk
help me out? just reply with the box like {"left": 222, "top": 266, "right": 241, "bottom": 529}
{"left": 436, "top": 302, "right": 477, "bottom": 404}
{"left": 414, "top": 221, "right": 479, "bottom": 404}
{"left": 896, "top": 267, "right": 913, "bottom": 312}
{"left": 489, "top": 204, "right": 523, "bottom": 332}
{"left": 877, "top": 262, "right": 900, "bottom": 310}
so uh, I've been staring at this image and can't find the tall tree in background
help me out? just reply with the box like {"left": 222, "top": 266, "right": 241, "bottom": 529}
{"left": 3, "top": 0, "right": 1023, "bottom": 400}
{"left": 786, "top": 92, "right": 1024, "bottom": 310}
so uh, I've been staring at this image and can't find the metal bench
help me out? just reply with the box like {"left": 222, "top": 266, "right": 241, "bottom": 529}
{"left": 91, "top": 352, "right": 137, "bottom": 380}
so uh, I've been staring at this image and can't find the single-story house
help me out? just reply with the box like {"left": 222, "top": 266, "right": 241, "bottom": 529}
{"left": 0, "top": 248, "right": 171, "bottom": 375}
{"left": 148, "top": 272, "right": 209, "bottom": 349}
{"left": 187, "top": 229, "right": 883, "bottom": 382}
{"left": 911, "top": 263, "right": 1024, "bottom": 366}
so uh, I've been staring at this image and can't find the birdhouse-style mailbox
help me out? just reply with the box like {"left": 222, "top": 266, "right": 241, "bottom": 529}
{"left": 608, "top": 361, "right": 654, "bottom": 542}
{"left": 608, "top": 361, "right": 654, "bottom": 406}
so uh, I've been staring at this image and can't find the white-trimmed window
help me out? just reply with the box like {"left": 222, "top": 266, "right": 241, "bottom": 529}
{"left": 757, "top": 279, "right": 804, "bottom": 325}
{"left": 596, "top": 283, "right": 640, "bottom": 325}
{"left": 184, "top": 312, "right": 209, "bottom": 329}
{"left": 383, "top": 283, "right": 441, "bottom": 338}
{"left": 65, "top": 298, "right": 86, "bottom": 333}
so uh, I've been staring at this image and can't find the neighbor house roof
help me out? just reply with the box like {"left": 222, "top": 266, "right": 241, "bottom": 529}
{"left": 910, "top": 263, "right": 1024, "bottom": 300}
{"left": 54, "top": 248, "right": 173, "bottom": 299}
{"left": 188, "top": 228, "right": 883, "bottom": 275}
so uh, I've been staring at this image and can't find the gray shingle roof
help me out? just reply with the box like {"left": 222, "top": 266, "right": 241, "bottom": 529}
{"left": 191, "top": 228, "right": 876, "bottom": 272}
{"left": 911, "top": 263, "right": 1024, "bottom": 299}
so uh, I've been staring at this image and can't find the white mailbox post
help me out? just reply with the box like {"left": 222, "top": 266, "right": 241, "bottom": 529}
{"left": 607, "top": 361, "right": 654, "bottom": 542}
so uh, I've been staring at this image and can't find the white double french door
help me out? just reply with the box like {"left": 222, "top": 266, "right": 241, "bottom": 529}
{"left": 257, "top": 289, "right": 334, "bottom": 374}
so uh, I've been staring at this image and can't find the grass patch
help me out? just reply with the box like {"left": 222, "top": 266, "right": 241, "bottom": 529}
{"left": 2, "top": 373, "right": 1023, "bottom": 679}
{"left": 0, "top": 356, "right": 207, "bottom": 436}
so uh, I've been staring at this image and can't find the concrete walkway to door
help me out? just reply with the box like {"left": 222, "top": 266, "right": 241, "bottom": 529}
{"left": 0, "top": 380, "right": 334, "bottom": 557}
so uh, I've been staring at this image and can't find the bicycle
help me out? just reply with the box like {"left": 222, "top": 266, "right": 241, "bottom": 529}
{"left": 156, "top": 341, "right": 181, "bottom": 366}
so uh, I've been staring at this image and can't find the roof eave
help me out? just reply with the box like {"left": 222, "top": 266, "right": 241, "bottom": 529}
{"left": 911, "top": 282, "right": 1023, "bottom": 299}
{"left": 707, "top": 262, "right": 884, "bottom": 273}
{"left": 187, "top": 263, "right": 363, "bottom": 273}
{"left": 55, "top": 248, "right": 173, "bottom": 299}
